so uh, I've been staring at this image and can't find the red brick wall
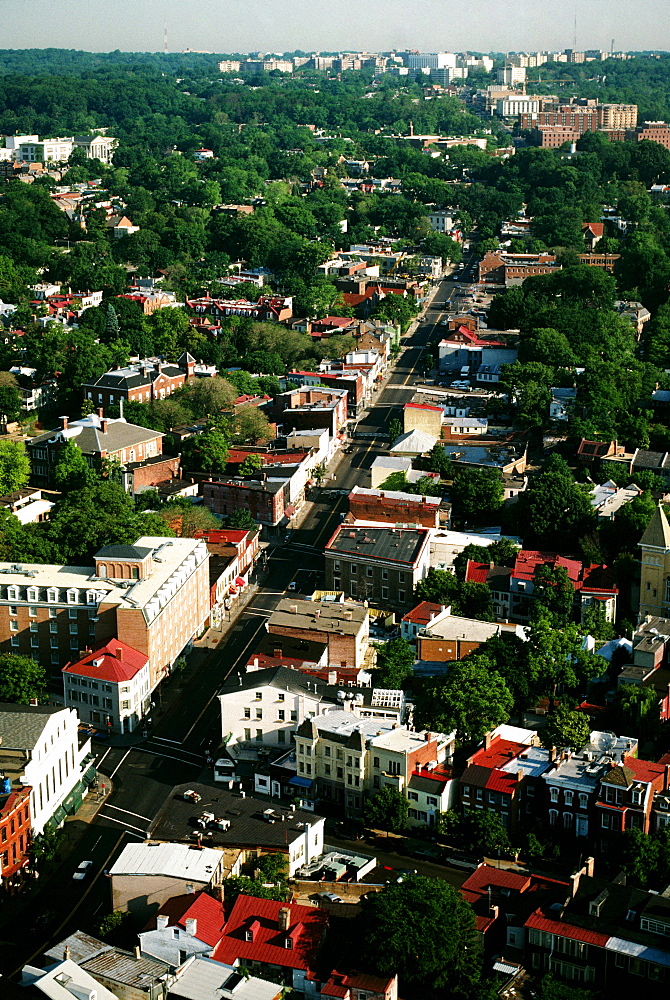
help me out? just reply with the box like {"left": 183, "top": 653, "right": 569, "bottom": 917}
{"left": 349, "top": 494, "right": 439, "bottom": 528}
{"left": 131, "top": 457, "right": 180, "bottom": 489}
{"left": 0, "top": 787, "right": 31, "bottom": 881}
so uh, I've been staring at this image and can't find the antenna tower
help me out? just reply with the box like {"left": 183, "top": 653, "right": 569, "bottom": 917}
{"left": 163, "top": 22, "right": 168, "bottom": 55}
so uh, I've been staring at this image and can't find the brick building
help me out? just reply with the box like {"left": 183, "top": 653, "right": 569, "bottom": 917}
{"left": 83, "top": 352, "right": 198, "bottom": 410}
{"left": 267, "top": 598, "right": 369, "bottom": 669}
{"left": 271, "top": 387, "right": 349, "bottom": 438}
{"left": 201, "top": 478, "right": 287, "bottom": 530}
{"left": 186, "top": 295, "right": 293, "bottom": 323}
{"left": 628, "top": 122, "right": 670, "bottom": 148}
{"left": 0, "top": 537, "right": 210, "bottom": 692}
{"left": 347, "top": 486, "right": 441, "bottom": 529}
{"left": 0, "top": 781, "right": 31, "bottom": 889}
{"left": 416, "top": 607, "right": 525, "bottom": 662}
{"left": 324, "top": 525, "right": 432, "bottom": 607}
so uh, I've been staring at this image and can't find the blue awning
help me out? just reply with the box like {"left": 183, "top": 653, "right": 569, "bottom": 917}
{"left": 289, "top": 775, "right": 314, "bottom": 788}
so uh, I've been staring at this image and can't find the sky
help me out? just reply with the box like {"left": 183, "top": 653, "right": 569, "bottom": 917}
{"left": 0, "top": 0, "right": 668, "bottom": 55}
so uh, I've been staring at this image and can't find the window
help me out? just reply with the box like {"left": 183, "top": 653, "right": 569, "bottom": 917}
{"left": 10, "top": 636, "right": 18, "bottom": 647}
{"left": 244, "top": 707, "right": 250, "bottom": 719}
{"left": 255, "top": 730, "right": 263, "bottom": 742}
{"left": 398, "top": 591, "right": 405, "bottom": 603}
{"left": 9, "top": 607, "right": 16, "bottom": 616}
{"left": 29, "top": 622, "right": 38, "bottom": 632}
{"left": 579, "top": 793, "right": 588, "bottom": 810}
{"left": 28, "top": 606, "right": 37, "bottom": 618}
{"left": 381, "top": 587, "right": 389, "bottom": 600}
{"left": 549, "top": 786, "right": 559, "bottom": 803}
{"left": 373, "top": 756, "right": 380, "bottom": 769}
{"left": 255, "top": 709, "right": 262, "bottom": 720}
{"left": 48, "top": 608, "right": 57, "bottom": 619}
{"left": 68, "top": 608, "right": 78, "bottom": 620}
{"left": 50, "top": 636, "right": 58, "bottom": 648}
{"left": 324, "top": 763, "right": 331, "bottom": 775}
{"left": 290, "top": 711, "right": 297, "bottom": 722}
{"left": 27, "top": 587, "right": 38, "bottom": 603}
{"left": 66, "top": 589, "right": 78, "bottom": 605}
{"left": 277, "top": 710, "right": 285, "bottom": 721}
{"left": 549, "top": 809, "right": 558, "bottom": 827}
{"left": 9, "top": 621, "right": 17, "bottom": 632}
{"left": 350, "top": 564, "right": 357, "bottom": 575}
{"left": 277, "top": 731, "right": 286, "bottom": 744}
{"left": 366, "top": 567, "right": 373, "bottom": 578}
{"left": 278, "top": 693, "right": 285, "bottom": 702}
{"left": 7, "top": 587, "right": 18, "bottom": 601}
{"left": 337, "top": 767, "right": 343, "bottom": 779}
{"left": 69, "top": 624, "right": 78, "bottom": 635}
{"left": 254, "top": 691, "right": 262, "bottom": 701}
{"left": 564, "top": 790, "right": 573, "bottom": 807}
{"left": 244, "top": 728, "right": 251, "bottom": 741}
{"left": 563, "top": 812, "right": 573, "bottom": 830}
{"left": 30, "top": 636, "right": 39, "bottom": 647}
{"left": 49, "top": 621, "right": 57, "bottom": 633}
{"left": 324, "top": 746, "right": 331, "bottom": 757}
{"left": 408, "top": 791, "right": 419, "bottom": 801}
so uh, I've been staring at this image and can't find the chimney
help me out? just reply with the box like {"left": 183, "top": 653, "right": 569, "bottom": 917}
{"left": 185, "top": 917, "right": 197, "bottom": 936}
{"left": 115, "top": 647, "right": 123, "bottom": 661}
{"left": 101, "top": 419, "right": 109, "bottom": 434}
{"left": 314, "top": 609, "right": 321, "bottom": 618}
{"left": 134, "top": 945, "right": 141, "bottom": 960}
{"left": 60, "top": 415, "right": 68, "bottom": 430}
{"left": 328, "top": 670, "right": 337, "bottom": 684}
{"left": 516, "top": 768, "right": 524, "bottom": 781}
{"left": 344, "top": 610, "right": 353, "bottom": 621}
{"left": 290, "top": 605, "right": 298, "bottom": 614}
{"left": 665, "top": 764, "right": 670, "bottom": 790}
{"left": 550, "top": 746, "right": 558, "bottom": 762}
{"left": 570, "top": 871, "right": 581, "bottom": 898}
{"left": 97, "top": 407, "right": 104, "bottom": 418}
{"left": 484, "top": 731, "right": 492, "bottom": 750}
{"left": 278, "top": 906, "right": 291, "bottom": 932}
{"left": 64, "top": 945, "right": 71, "bottom": 960}
{"left": 585, "top": 856, "right": 595, "bottom": 877}
{"left": 157, "top": 914, "right": 169, "bottom": 931}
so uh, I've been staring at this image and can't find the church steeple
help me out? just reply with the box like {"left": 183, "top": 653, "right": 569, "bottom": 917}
{"left": 640, "top": 503, "right": 670, "bottom": 550}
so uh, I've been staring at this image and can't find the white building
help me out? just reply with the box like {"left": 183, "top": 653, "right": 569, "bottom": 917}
{"left": 63, "top": 640, "right": 151, "bottom": 735}
{"left": 426, "top": 209, "right": 454, "bottom": 233}
{"left": 20, "top": 958, "right": 119, "bottom": 1000}
{"left": 140, "top": 891, "right": 222, "bottom": 968}
{"left": 0, "top": 703, "right": 91, "bottom": 835}
{"left": 171, "top": 956, "right": 282, "bottom": 1000}
{"left": 496, "top": 96, "right": 541, "bottom": 117}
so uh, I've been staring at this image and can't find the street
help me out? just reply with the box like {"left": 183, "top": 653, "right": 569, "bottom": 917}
{"left": 0, "top": 269, "right": 467, "bottom": 975}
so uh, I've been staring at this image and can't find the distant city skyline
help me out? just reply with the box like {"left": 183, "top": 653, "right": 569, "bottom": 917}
{"left": 1, "top": 0, "right": 668, "bottom": 55}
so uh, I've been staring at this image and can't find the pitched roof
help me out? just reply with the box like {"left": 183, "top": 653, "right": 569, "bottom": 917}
{"left": 402, "top": 601, "right": 444, "bottom": 625}
{"left": 640, "top": 504, "right": 670, "bottom": 550}
{"left": 213, "top": 895, "right": 327, "bottom": 972}
{"left": 63, "top": 640, "right": 148, "bottom": 684}
{"left": 156, "top": 891, "right": 226, "bottom": 947}
{"left": 525, "top": 908, "right": 610, "bottom": 947}
{"left": 29, "top": 415, "right": 162, "bottom": 455}
{"left": 0, "top": 702, "right": 68, "bottom": 749}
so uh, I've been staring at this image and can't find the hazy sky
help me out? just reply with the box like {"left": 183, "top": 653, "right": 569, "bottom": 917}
{"left": 1, "top": 0, "right": 668, "bottom": 55}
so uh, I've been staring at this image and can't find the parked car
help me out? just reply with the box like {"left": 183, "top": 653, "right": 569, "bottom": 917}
{"left": 316, "top": 891, "right": 343, "bottom": 903}
{"left": 72, "top": 860, "right": 93, "bottom": 880}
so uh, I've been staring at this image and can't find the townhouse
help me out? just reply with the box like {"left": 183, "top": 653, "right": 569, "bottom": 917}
{"left": 596, "top": 757, "right": 669, "bottom": 848}
{"left": 347, "top": 486, "right": 441, "bottom": 529}
{"left": 617, "top": 615, "right": 670, "bottom": 723}
{"left": 324, "top": 525, "right": 432, "bottom": 608}
{"left": 271, "top": 387, "right": 349, "bottom": 438}
{"left": 186, "top": 294, "right": 293, "bottom": 323}
{"left": 294, "top": 709, "right": 454, "bottom": 820}
{"left": 63, "top": 640, "right": 151, "bottom": 735}
{"left": 83, "top": 352, "right": 199, "bottom": 410}
{"left": 267, "top": 599, "right": 369, "bottom": 670}
{"left": 0, "top": 703, "right": 93, "bottom": 836}
{"left": 0, "top": 536, "right": 210, "bottom": 693}
{"left": 0, "top": 778, "right": 31, "bottom": 890}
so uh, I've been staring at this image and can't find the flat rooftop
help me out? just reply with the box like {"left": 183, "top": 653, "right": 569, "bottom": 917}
{"left": 325, "top": 525, "right": 429, "bottom": 565}
{"left": 310, "top": 709, "right": 396, "bottom": 743}
{"left": 269, "top": 598, "right": 367, "bottom": 636}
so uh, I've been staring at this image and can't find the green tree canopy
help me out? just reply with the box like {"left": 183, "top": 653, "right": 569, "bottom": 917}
{"left": 541, "top": 703, "right": 591, "bottom": 750}
{"left": 415, "top": 657, "right": 513, "bottom": 743}
{"left": 0, "top": 440, "right": 31, "bottom": 495}
{"left": 0, "top": 653, "right": 46, "bottom": 704}
{"left": 374, "top": 638, "right": 415, "bottom": 689}
{"left": 364, "top": 786, "right": 409, "bottom": 834}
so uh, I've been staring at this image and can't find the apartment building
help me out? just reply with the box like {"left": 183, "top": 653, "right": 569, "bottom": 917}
{"left": 0, "top": 537, "right": 210, "bottom": 690}
{"left": 272, "top": 387, "right": 348, "bottom": 438}
{"left": 267, "top": 599, "right": 369, "bottom": 670}
{"left": 347, "top": 486, "right": 441, "bottom": 529}
{"left": 202, "top": 478, "right": 288, "bottom": 532}
{"left": 294, "top": 709, "right": 454, "bottom": 819}
{"left": 83, "top": 352, "right": 198, "bottom": 410}
{"left": 0, "top": 703, "right": 92, "bottom": 836}
{"left": 186, "top": 295, "right": 293, "bottom": 323}
{"left": 324, "top": 525, "right": 431, "bottom": 607}
{"left": 0, "top": 780, "right": 31, "bottom": 888}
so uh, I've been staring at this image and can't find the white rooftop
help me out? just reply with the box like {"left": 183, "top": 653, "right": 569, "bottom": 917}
{"left": 389, "top": 429, "right": 438, "bottom": 455}
{"left": 109, "top": 841, "right": 222, "bottom": 882}
{"left": 350, "top": 485, "right": 440, "bottom": 505}
{"left": 313, "top": 709, "right": 395, "bottom": 740}
{"left": 171, "top": 956, "right": 282, "bottom": 1000}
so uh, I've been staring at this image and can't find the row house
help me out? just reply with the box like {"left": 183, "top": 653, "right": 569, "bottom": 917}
{"left": 478, "top": 251, "right": 620, "bottom": 286}
{"left": 0, "top": 536, "right": 210, "bottom": 692}
{"left": 202, "top": 477, "right": 288, "bottom": 536}
{"left": 525, "top": 871, "right": 670, "bottom": 993}
{"left": 324, "top": 524, "right": 432, "bottom": 608}
{"left": 192, "top": 527, "right": 261, "bottom": 627}
{"left": 617, "top": 615, "right": 670, "bottom": 723}
{"left": 272, "top": 387, "right": 349, "bottom": 438}
{"left": 294, "top": 709, "right": 454, "bottom": 820}
{"left": 0, "top": 703, "right": 92, "bottom": 836}
{"left": 541, "top": 732, "right": 638, "bottom": 841}
{"left": 267, "top": 598, "right": 369, "bottom": 670}
{"left": 437, "top": 326, "right": 517, "bottom": 372}
{"left": 186, "top": 294, "right": 293, "bottom": 323}
{"left": 288, "top": 370, "right": 364, "bottom": 417}
{"left": 0, "top": 779, "right": 31, "bottom": 890}
{"left": 596, "top": 757, "right": 669, "bottom": 848}
{"left": 460, "top": 730, "right": 551, "bottom": 836}
{"left": 83, "top": 352, "right": 200, "bottom": 410}
{"left": 117, "top": 291, "right": 180, "bottom": 315}
{"left": 466, "top": 549, "right": 618, "bottom": 624}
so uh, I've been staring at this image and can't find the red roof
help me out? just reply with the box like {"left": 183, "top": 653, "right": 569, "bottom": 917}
{"left": 525, "top": 909, "right": 610, "bottom": 947}
{"left": 194, "top": 529, "right": 250, "bottom": 544}
{"left": 63, "top": 640, "right": 148, "bottom": 683}
{"left": 404, "top": 402, "right": 443, "bottom": 413}
{"left": 469, "top": 737, "right": 525, "bottom": 770}
{"left": 462, "top": 865, "right": 531, "bottom": 895}
{"left": 213, "top": 896, "right": 327, "bottom": 972}
{"left": 624, "top": 756, "right": 667, "bottom": 786}
{"left": 513, "top": 550, "right": 582, "bottom": 585}
{"left": 153, "top": 891, "right": 225, "bottom": 947}
{"left": 402, "top": 601, "right": 444, "bottom": 625}
{"left": 485, "top": 769, "right": 518, "bottom": 795}
{"left": 465, "top": 560, "right": 489, "bottom": 585}
{"left": 583, "top": 222, "right": 605, "bottom": 237}
{"left": 316, "top": 316, "right": 353, "bottom": 328}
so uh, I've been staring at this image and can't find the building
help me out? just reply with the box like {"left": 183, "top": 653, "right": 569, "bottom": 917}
{"left": 400, "top": 601, "right": 445, "bottom": 641}
{"left": 170, "top": 955, "right": 282, "bottom": 1000}
{"left": 202, "top": 478, "right": 288, "bottom": 534}
{"left": 460, "top": 730, "right": 550, "bottom": 836}
{"left": 0, "top": 703, "right": 93, "bottom": 836}
{"left": 0, "top": 538, "right": 209, "bottom": 693}
{"left": 78, "top": 946, "right": 172, "bottom": 999}
{"left": 109, "top": 841, "right": 227, "bottom": 919}
{"left": 347, "top": 486, "right": 441, "bottom": 529}
{"left": 83, "top": 353, "right": 198, "bottom": 410}
{"left": 63, "top": 640, "right": 151, "bottom": 735}
{"left": 20, "top": 958, "right": 120, "bottom": 1000}
{"left": 294, "top": 709, "right": 454, "bottom": 819}
{"left": 218, "top": 664, "right": 404, "bottom": 754}
{"left": 150, "top": 783, "right": 325, "bottom": 877}
{"left": 213, "top": 896, "right": 326, "bottom": 993}
{"left": 139, "top": 891, "right": 225, "bottom": 967}
{"left": 595, "top": 756, "right": 668, "bottom": 848}
{"left": 27, "top": 412, "right": 178, "bottom": 493}
{"left": 267, "top": 599, "right": 369, "bottom": 670}
{"left": 416, "top": 606, "right": 526, "bottom": 663}
{"left": 541, "top": 731, "right": 638, "bottom": 840}
{"left": 639, "top": 504, "right": 670, "bottom": 618}
{"left": 324, "top": 525, "right": 431, "bottom": 607}
{"left": 426, "top": 208, "right": 454, "bottom": 233}
{"left": 272, "top": 387, "right": 348, "bottom": 438}
{"left": 403, "top": 401, "right": 443, "bottom": 438}
{"left": 0, "top": 778, "right": 31, "bottom": 890}
{"left": 187, "top": 295, "right": 293, "bottom": 324}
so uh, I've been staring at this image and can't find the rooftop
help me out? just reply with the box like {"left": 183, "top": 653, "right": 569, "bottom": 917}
{"left": 63, "top": 639, "right": 148, "bottom": 684}
{"left": 268, "top": 599, "right": 368, "bottom": 636}
{"left": 325, "top": 525, "right": 429, "bottom": 565}
{"left": 109, "top": 841, "right": 223, "bottom": 882}
{"left": 349, "top": 485, "right": 440, "bottom": 507}
{"left": 213, "top": 895, "right": 327, "bottom": 973}
{"left": 82, "top": 947, "right": 171, "bottom": 989}
{"left": 169, "top": 956, "right": 282, "bottom": 1000}
{"left": 150, "top": 784, "right": 320, "bottom": 851}
{"left": 29, "top": 413, "right": 162, "bottom": 454}
{"left": 0, "top": 702, "right": 70, "bottom": 750}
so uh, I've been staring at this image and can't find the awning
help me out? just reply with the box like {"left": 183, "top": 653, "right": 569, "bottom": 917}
{"left": 493, "top": 961, "right": 520, "bottom": 975}
{"left": 289, "top": 775, "right": 314, "bottom": 788}
{"left": 235, "top": 576, "right": 246, "bottom": 587}
{"left": 229, "top": 585, "right": 238, "bottom": 595}
{"left": 83, "top": 765, "right": 97, "bottom": 786}
{"left": 52, "top": 805, "right": 67, "bottom": 827}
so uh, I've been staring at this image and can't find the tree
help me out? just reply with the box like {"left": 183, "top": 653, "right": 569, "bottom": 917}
{"left": 522, "top": 455, "right": 596, "bottom": 546}
{"left": 105, "top": 303, "right": 119, "bottom": 341}
{"left": 462, "top": 810, "right": 511, "bottom": 857}
{"left": 364, "top": 786, "right": 409, "bottom": 834}
{"left": 415, "top": 658, "right": 513, "bottom": 743}
{"left": 527, "top": 613, "right": 607, "bottom": 700}
{"left": 425, "top": 443, "right": 453, "bottom": 478}
{"left": 232, "top": 406, "right": 271, "bottom": 444}
{"left": 0, "top": 371, "right": 23, "bottom": 422}
{"left": 532, "top": 563, "right": 575, "bottom": 627}
{"left": 182, "top": 427, "right": 229, "bottom": 473}
{"left": 52, "top": 439, "right": 92, "bottom": 491}
{"left": 0, "top": 653, "right": 46, "bottom": 704}
{"left": 611, "top": 684, "right": 661, "bottom": 743}
{"left": 388, "top": 417, "right": 402, "bottom": 443}
{"left": 180, "top": 376, "right": 237, "bottom": 417}
{"left": 0, "top": 440, "right": 30, "bottom": 494}
{"left": 374, "top": 638, "right": 415, "bottom": 689}
{"left": 224, "top": 509, "right": 258, "bottom": 530}
{"left": 358, "top": 876, "right": 481, "bottom": 997}
{"left": 239, "top": 454, "right": 264, "bottom": 475}
{"left": 222, "top": 875, "right": 290, "bottom": 906}
{"left": 541, "top": 704, "right": 590, "bottom": 750}
{"left": 450, "top": 468, "right": 504, "bottom": 524}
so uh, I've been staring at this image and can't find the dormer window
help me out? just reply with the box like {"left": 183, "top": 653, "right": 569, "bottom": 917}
{"left": 245, "top": 929, "right": 253, "bottom": 941}
{"left": 284, "top": 936, "right": 293, "bottom": 950}
{"left": 47, "top": 588, "right": 58, "bottom": 603}
{"left": 27, "top": 587, "right": 38, "bottom": 603}
{"left": 7, "top": 586, "right": 18, "bottom": 601}
{"left": 67, "top": 589, "right": 79, "bottom": 605}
